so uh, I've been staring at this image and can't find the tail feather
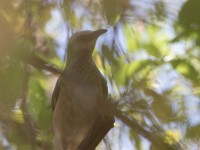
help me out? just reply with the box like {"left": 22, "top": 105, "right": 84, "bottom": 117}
{"left": 61, "top": 139, "right": 68, "bottom": 150}
{"left": 53, "top": 137, "right": 68, "bottom": 150}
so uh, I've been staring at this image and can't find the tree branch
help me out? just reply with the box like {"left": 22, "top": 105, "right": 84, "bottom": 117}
{"left": 111, "top": 103, "right": 183, "bottom": 150}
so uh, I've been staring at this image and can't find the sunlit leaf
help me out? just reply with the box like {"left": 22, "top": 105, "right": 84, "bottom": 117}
{"left": 102, "top": 0, "right": 121, "bottom": 25}
{"left": 186, "top": 125, "right": 200, "bottom": 139}
{"left": 101, "top": 45, "right": 118, "bottom": 65}
{"left": 0, "top": 59, "right": 24, "bottom": 116}
{"left": 171, "top": 58, "right": 199, "bottom": 82}
{"left": 112, "top": 57, "right": 129, "bottom": 85}
{"left": 124, "top": 25, "right": 138, "bottom": 52}
{"left": 145, "top": 89, "right": 172, "bottom": 122}
{"left": 164, "top": 129, "right": 182, "bottom": 145}
{"left": 127, "top": 59, "right": 154, "bottom": 77}
{"left": 28, "top": 70, "right": 51, "bottom": 129}
{"left": 12, "top": 109, "right": 24, "bottom": 124}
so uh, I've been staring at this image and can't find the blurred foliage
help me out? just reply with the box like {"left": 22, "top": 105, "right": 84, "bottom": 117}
{"left": 0, "top": 0, "right": 200, "bottom": 150}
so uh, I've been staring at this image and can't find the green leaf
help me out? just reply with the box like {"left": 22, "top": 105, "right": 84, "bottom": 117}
{"left": 171, "top": 58, "right": 199, "bottom": 82}
{"left": 124, "top": 25, "right": 139, "bottom": 52}
{"left": 145, "top": 89, "right": 172, "bottom": 122}
{"left": 143, "top": 43, "right": 161, "bottom": 58}
{"left": 101, "top": 45, "right": 118, "bottom": 65}
{"left": 186, "top": 125, "right": 200, "bottom": 139}
{"left": 28, "top": 71, "right": 51, "bottom": 129}
{"left": 112, "top": 56, "right": 129, "bottom": 85}
{"left": 102, "top": 0, "right": 121, "bottom": 25}
{"left": 0, "top": 59, "right": 24, "bottom": 115}
{"left": 128, "top": 59, "right": 154, "bottom": 76}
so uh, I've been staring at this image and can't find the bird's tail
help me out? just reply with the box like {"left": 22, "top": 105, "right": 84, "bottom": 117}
{"left": 59, "top": 139, "right": 77, "bottom": 150}
{"left": 53, "top": 137, "right": 68, "bottom": 150}
{"left": 61, "top": 139, "right": 68, "bottom": 150}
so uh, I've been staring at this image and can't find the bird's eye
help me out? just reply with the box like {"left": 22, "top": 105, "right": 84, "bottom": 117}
{"left": 77, "top": 35, "right": 88, "bottom": 42}
{"left": 78, "top": 37, "right": 84, "bottom": 42}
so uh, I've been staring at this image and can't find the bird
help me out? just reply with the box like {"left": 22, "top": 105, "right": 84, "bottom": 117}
{"left": 52, "top": 29, "right": 114, "bottom": 150}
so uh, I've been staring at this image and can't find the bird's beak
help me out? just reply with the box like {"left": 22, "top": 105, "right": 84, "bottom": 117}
{"left": 90, "top": 29, "right": 107, "bottom": 39}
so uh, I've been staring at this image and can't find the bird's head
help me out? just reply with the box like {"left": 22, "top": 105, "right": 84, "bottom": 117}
{"left": 67, "top": 29, "right": 107, "bottom": 63}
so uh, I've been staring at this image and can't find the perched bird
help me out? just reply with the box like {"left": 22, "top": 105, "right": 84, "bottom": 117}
{"left": 52, "top": 29, "right": 114, "bottom": 150}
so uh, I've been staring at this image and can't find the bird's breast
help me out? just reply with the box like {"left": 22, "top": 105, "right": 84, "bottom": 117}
{"left": 61, "top": 76, "right": 102, "bottom": 114}
{"left": 73, "top": 84, "right": 98, "bottom": 112}
{"left": 61, "top": 61, "right": 104, "bottom": 113}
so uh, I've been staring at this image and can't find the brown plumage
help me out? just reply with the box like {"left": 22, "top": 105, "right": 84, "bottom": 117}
{"left": 52, "top": 29, "right": 114, "bottom": 150}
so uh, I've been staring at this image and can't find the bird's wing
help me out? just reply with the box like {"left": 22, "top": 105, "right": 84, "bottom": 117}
{"left": 51, "top": 77, "right": 61, "bottom": 112}
{"left": 77, "top": 75, "right": 115, "bottom": 150}
{"left": 100, "top": 75, "right": 114, "bottom": 119}
{"left": 101, "top": 76, "right": 108, "bottom": 99}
